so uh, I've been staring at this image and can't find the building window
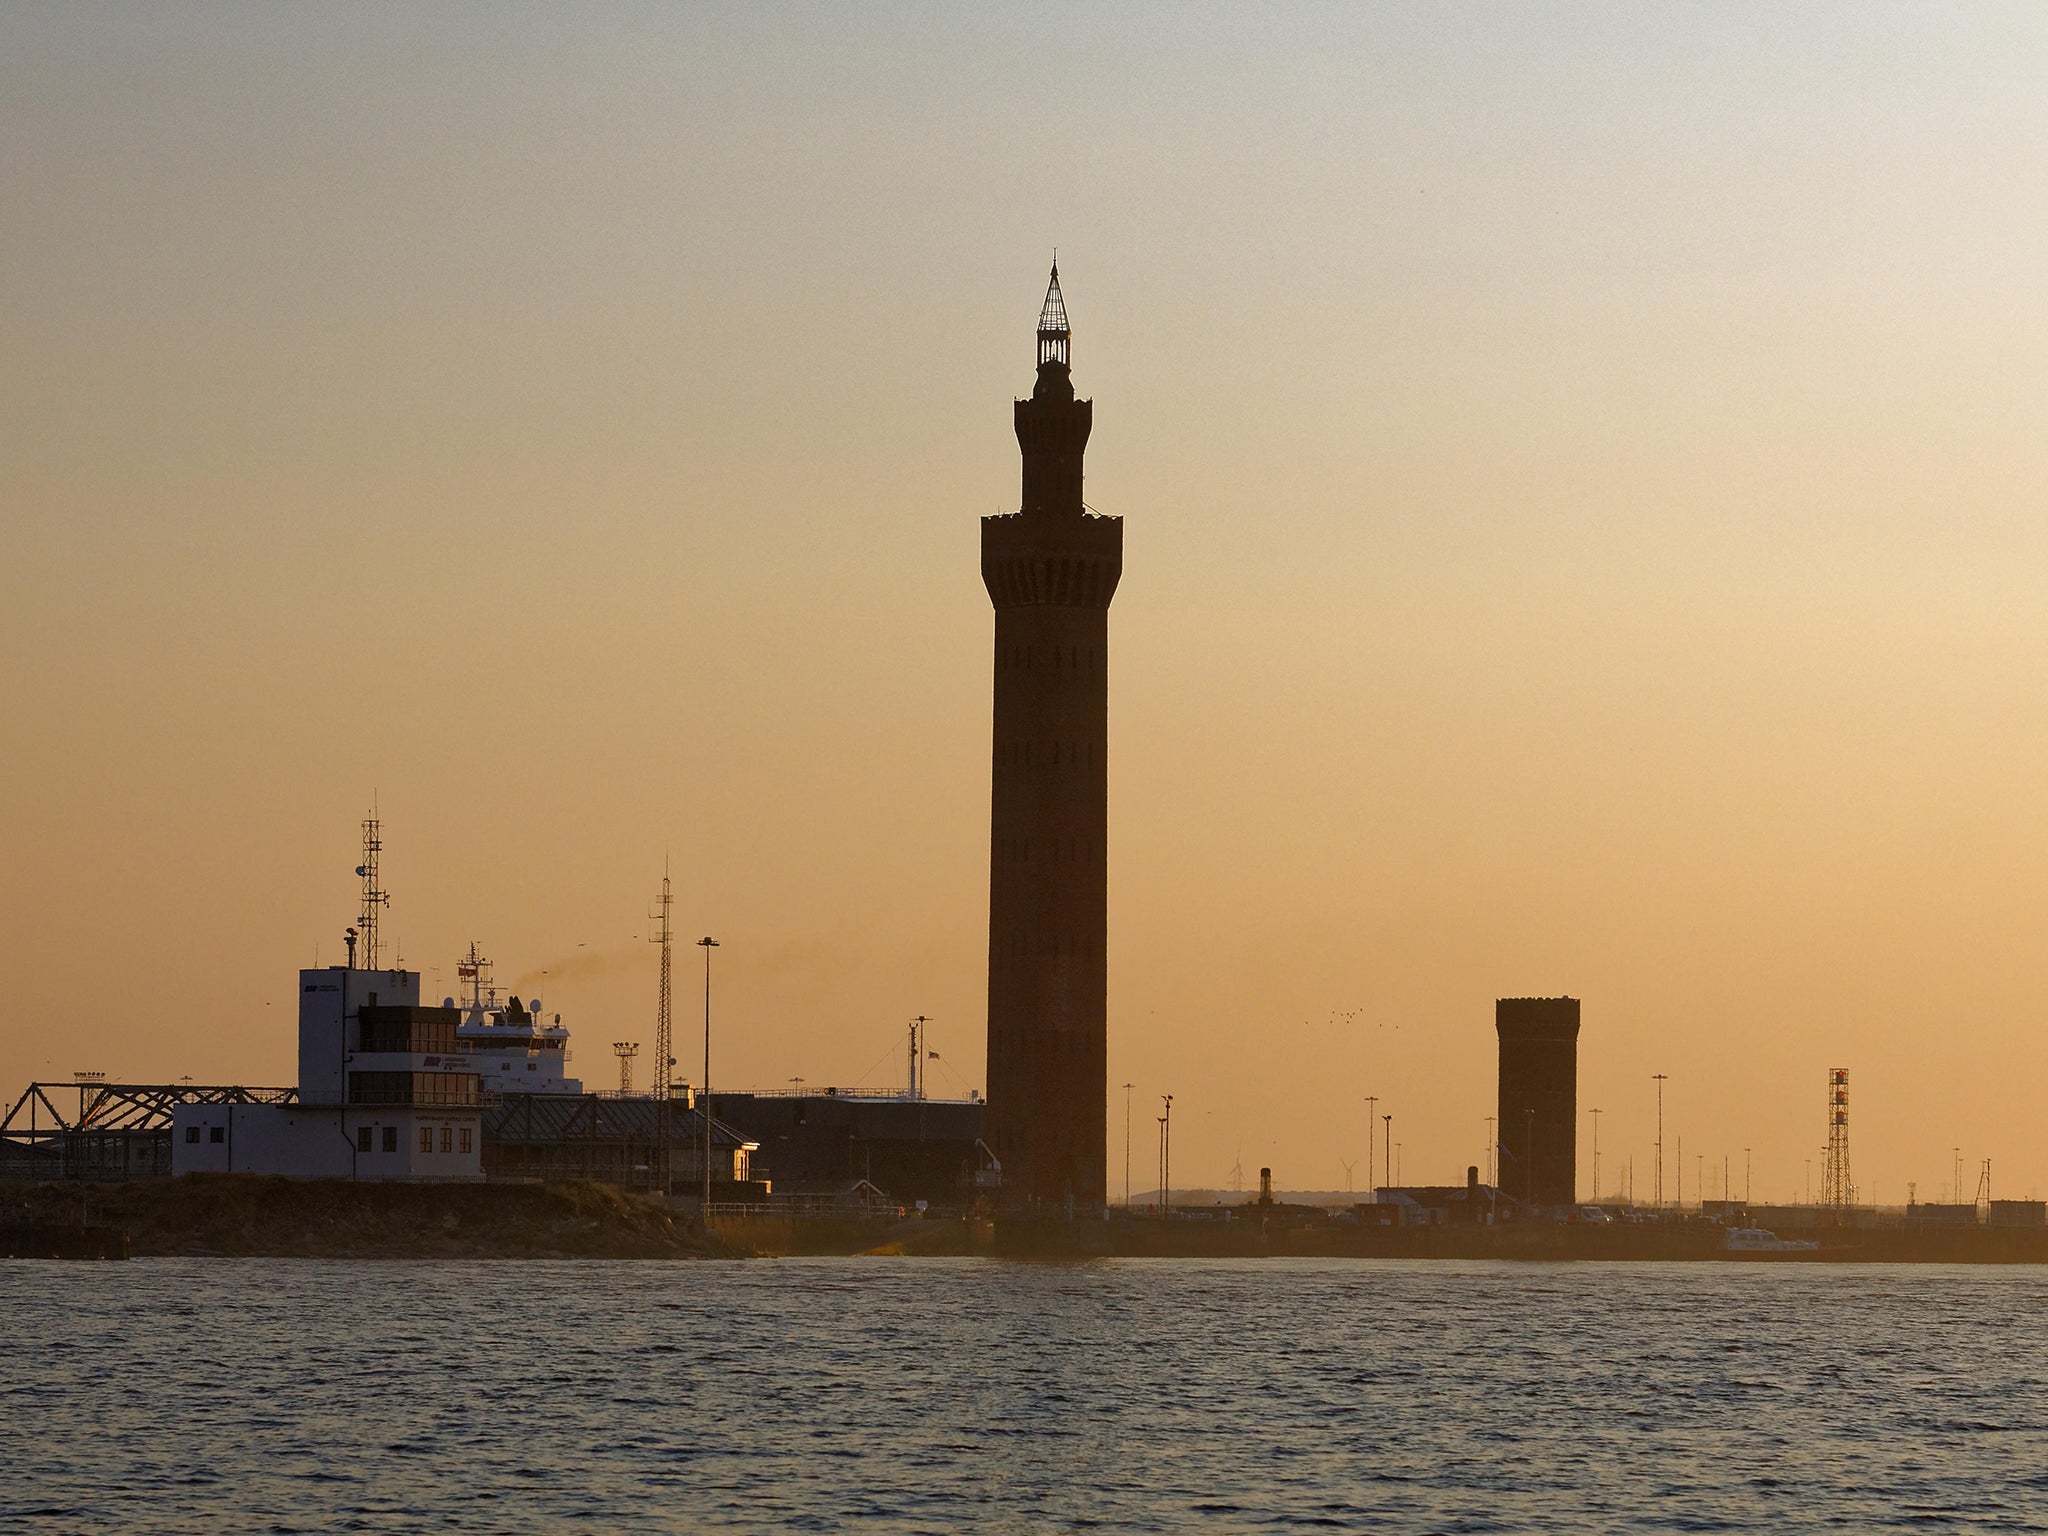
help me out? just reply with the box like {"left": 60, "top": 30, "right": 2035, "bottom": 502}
{"left": 357, "top": 1126, "right": 372, "bottom": 1153}
{"left": 440, "top": 1127, "right": 452, "bottom": 1153}
{"left": 210, "top": 1126, "right": 225, "bottom": 1144}
{"left": 348, "top": 1070, "right": 482, "bottom": 1107}
{"left": 383, "top": 1125, "right": 397, "bottom": 1153}
{"left": 184, "top": 1126, "right": 200, "bottom": 1144}
{"left": 459, "top": 1128, "right": 472, "bottom": 1154}
{"left": 356, "top": 1007, "right": 464, "bottom": 1054}
{"left": 419, "top": 1126, "right": 433, "bottom": 1153}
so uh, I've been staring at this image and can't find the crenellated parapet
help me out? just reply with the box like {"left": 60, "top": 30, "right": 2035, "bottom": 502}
{"left": 981, "top": 510, "right": 1123, "bottom": 610}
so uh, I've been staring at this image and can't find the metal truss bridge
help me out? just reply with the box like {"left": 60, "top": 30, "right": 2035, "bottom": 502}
{"left": 1, "top": 1079, "right": 297, "bottom": 1181}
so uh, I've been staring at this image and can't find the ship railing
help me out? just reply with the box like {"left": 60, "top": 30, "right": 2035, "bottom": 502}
{"left": 733, "top": 1086, "right": 980, "bottom": 1102}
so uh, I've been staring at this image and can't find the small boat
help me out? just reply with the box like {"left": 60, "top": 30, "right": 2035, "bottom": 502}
{"left": 1725, "top": 1226, "right": 1818, "bottom": 1253}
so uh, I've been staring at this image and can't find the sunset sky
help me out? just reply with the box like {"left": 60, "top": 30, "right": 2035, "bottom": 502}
{"left": 7, "top": 4, "right": 2048, "bottom": 1204}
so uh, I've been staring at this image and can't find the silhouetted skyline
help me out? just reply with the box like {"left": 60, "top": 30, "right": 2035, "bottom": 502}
{"left": 7, "top": 8, "right": 2048, "bottom": 1205}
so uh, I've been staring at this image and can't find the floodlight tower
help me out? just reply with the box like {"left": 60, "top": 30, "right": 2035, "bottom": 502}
{"left": 614, "top": 1042, "right": 639, "bottom": 1095}
{"left": 1822, "top": 1068, "right": 1852, "bottom": 1217}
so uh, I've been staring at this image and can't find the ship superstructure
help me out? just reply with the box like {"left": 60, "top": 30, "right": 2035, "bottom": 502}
{"left": 445, "top": 944, "right": 583, "bottom": 1097}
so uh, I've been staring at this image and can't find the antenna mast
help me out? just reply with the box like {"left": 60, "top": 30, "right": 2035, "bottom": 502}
{"left": 456, "top": 942, "right": 493, "bottom": 1010}
{"left": 355, "top": 811, "right": 390, "bottom": 970}
{"left": 1822, "top": 1067, "right": 1852, "bottom": 1218}
{"left": 651, "top": 868, "right": 674, "bottom": 1098}
{"left": 907, "top": 1015, "right": 931, "bottom": 1100}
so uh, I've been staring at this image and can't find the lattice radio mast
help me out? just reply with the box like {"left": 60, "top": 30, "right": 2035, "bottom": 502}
{"left": 650, "top": 866, "right": 674, "bottom": 1097}
{"left": 1822, "top": 1067, "right": 1852, "bottom": 1215}
{"left": 355, "top": 810, "right": 390, "bottom": 970}
{"left": 613, "top": 1041, "right": 639, "bottom": 1095}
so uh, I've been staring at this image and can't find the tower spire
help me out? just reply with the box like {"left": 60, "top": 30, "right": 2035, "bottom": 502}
{"left": 1036, "top": 259, "right": 1069, "bottom": 371}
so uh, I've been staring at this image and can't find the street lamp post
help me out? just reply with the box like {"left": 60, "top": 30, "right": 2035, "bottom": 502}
{"left": 1365, "top": 1095, "right": 1378, "bottom": 1197}
{"left": 1382, "top": 1114, "right": 1393, "bottom": 1195}
{"left": 1652, "top": 1074, "right": 1668, "bottom": 1211}
{"left": 1524, "top": 1108, "right": 1536, "bottom": 1208}
{"left": 1160, "top": 1095, "right": 1173, "bottom": 1215}
{"left": 1122, "top": 1082, "right": 1133, "bottom": 1209}
{"left": 1589, "top": 1107, "right": 1601, "bottom": 1204}
{"left": 697, "top": 936, "right": 719, "bottom": 1211}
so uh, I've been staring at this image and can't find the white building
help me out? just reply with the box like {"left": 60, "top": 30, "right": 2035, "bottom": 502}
{"left": 172, "top": 965, "right": 485, "bottom": 1181}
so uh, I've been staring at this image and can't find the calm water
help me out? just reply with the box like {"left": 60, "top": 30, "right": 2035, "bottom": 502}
{"left": 4, "top": 1258, "right": 2048, "bottom": 1533}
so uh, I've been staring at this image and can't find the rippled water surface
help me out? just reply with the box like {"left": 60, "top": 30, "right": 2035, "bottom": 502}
{"left": 6, "top": 1258, "right": 2048, "bottom": 1533}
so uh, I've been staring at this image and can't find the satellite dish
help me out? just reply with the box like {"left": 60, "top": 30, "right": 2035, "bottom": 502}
{"left": 355, "top": 865, "right": 367, "bottom": 877}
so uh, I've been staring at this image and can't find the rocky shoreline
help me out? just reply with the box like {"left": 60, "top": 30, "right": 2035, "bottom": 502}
{"left": 13, "top": 1182, "right": 2045, "bottom": 1263}
{"left": 4, "top": 1176, "right": 738, "bottom": 1259}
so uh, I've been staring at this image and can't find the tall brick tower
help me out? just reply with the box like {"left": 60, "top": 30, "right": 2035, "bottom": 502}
{"left": 1495, "top": 997, "right": 1580, "bottom": 1208}
{"left": 982, "top": 264, "right": 1122, "bottom": 1212}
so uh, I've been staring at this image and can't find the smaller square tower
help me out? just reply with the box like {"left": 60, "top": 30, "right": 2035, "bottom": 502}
{"left": 1495, "top": 996, "right": 1579, "bottom": 1209}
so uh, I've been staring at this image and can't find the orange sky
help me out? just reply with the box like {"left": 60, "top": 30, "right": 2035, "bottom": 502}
{"left": 6, "top": 6, "right": 2048, "bottom": 1204}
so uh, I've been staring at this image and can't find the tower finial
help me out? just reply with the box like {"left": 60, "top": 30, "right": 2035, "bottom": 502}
{"left": 1036, "top": 260, "right": 1069, "bottom": 371}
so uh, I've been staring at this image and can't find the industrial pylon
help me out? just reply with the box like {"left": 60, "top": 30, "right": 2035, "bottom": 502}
{"left": 1822, "top": 1068, "right": 1852, "bottom": 1216}
{"left": 648, "top": 866, "right": 676, "bottom": 1192}
{"left": 650, "top": 867, "right": 674, "bottom": 1097}
{"left": 1975, "top": 1159, "right": 1992, "bottom": 1224}
{"left": 613, "top": 1042, "right": 639, "bottom": 1095}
